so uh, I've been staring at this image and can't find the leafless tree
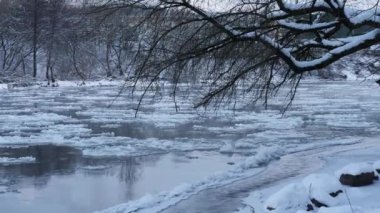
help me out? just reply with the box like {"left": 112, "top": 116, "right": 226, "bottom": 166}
{"left": 106, "top": 0, "right": 380, "bottom": 109}
{"left": 0, "top": 0, "right": 378, "bottom": 96}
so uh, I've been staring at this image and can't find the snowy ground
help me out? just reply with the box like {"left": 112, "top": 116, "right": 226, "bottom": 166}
{"left": 237, "top": 140, "right": 380, "bottom": 213}
{"left": 0, "top": 79, "right": 379, "bottom": 212}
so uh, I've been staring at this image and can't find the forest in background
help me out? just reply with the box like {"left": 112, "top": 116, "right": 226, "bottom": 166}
{"left": 0, "top": 0, "right": 378, "bottom": 88}
{"left": 0, "top": 0, "right": 143, "bottom": 84}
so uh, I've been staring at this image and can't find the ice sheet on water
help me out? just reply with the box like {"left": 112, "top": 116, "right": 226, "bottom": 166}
{"left": 80, "top": 137, "right": 224, "bottom": 157}
{"left": 0, "top": 81, "right": 379, "bottom": 158}
{"left": 100, "top": 124, "right": 122, "bottom": 129}
{"left": 82, "top": 145, "right": 139, "bottom": 157}
{"left": 96, "top": 145, "right": 285, "bottom": 213}
{"left": 1, "top": 80, "right": 380, "bottom": 212}
{"left": 80, "top": 165, "right": 111, "bottom": 170}
{"left": 41, "top": 124, "right": 92, "bottom": 137}
{"left": 220, "top": 142, "right": 235, "bottom": 153}
{"left": 0, "top": 156, "right": 35, "bottom": 165}
{"left": 57, "top": 80, "right": 123, "bottom": 88}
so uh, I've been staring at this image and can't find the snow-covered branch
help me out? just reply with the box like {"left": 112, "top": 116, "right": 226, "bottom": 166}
{"left": 108, "top": 0, "right": 380, "bottom": 107}
{"left": 150, "top": 0, "right": 380, "bottom": 72}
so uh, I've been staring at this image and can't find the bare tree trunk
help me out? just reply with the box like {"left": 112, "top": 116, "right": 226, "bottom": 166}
{"left": 32, "top": 0, "right": 38, "bottom": 78}
{"left": 106, "top": 41, "right": 113, "bottom": 77}
{"left": 50, "top": 66, "right": 55, "bottom": 84}
{"left": 1, "top": 41, "right": 6, "bottom": 73}
{"left": 46, "top": 25, "right": 56, "bottom": 84}
{"left": 46, "top": 51, "right": 51, "bottom": 85}
{"left": 22, "top": 57, "right": 26, "bottom": 76}
{"left": 112, "top": 43, "right": 123, "bottom": 76}
{"left": 70, "top": 41, "right": 86, "bottom": 84}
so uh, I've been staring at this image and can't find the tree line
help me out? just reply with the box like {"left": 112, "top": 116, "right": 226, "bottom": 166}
{"left": 1, "top": 0, "right": 378, "bottom": 109}
{"left": 106, "top": 0, "right": 379, "bottom": 109}
{"left": 0, "top": 0, "right": 141, "bottom": 84}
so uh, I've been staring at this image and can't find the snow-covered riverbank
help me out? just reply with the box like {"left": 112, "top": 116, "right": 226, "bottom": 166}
{"left": 237, "top": 139, "right": 380, "bottom": 213}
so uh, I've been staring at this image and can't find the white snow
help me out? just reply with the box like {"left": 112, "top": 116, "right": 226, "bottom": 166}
{"left": 54, "top": 80, "right": 123, "bottom": 88}
{"left": 278, "top": 20, "right": 338, "bottom": 31}
{"left": 317, "top": 206, "right": 359, "bottom": 213}
{"left": 237, "top": 143, "right": 380, "bottom": 213}
{"left": 0, "top": 80, "right": 380, "bottom": 212}
{"left": 220, "top": 142, "right": 235, "bottom": 153}
{"left": 0, "top": 84, "right": 8, "bottom": 91}
{"left": 264, "top": 183, "right": 310, "bottom": 213}
{"left": 302, "top": 173, "right": 345, "bottom": 206}
{"left": 238, "top": 146, "right": 283, "bottom": 171}
{"left": 336, "top": 162, "right": 374, "bottom": 176}
{"left": 288, "top": 29, "right": 380, "bottom": 70}
{"left": 262, "top": 173, "right": 345, "bottom": 212}
{"left": 318, "top": 206, "right": 380, "bottom": 213}
{"left": 373, "top": 161, "right": 380, "bottom": 172}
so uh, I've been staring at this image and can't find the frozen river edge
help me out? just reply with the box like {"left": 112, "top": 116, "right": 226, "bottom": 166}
{"left": 101, "top": 137, "right": 380, "bottom": 213}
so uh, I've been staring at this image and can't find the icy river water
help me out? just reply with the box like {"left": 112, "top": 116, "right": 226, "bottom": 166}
{"left": 0, "top": 80, "right": 379, "bottom": 213}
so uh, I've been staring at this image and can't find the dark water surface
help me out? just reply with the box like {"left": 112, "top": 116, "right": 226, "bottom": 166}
{"left": 0, "top": 145, "right": 241, "bottom": 213}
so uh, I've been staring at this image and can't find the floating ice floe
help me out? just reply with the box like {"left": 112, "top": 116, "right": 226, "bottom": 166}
{"left": 0, "top": 156, "right": 36, "bottom": 165}
{"left": 82, "top": 145, "right": 139, "bottom": 157}
{"left": 219, "top": 142, "right": 235, "bottom": 154}
{"left": 80, "top": 165, "right": 111, "bottom": 170}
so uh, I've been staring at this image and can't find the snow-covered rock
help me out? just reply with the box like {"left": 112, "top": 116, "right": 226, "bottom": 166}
{"left": 265, "top": 183, "right": 310, "bottom": 212}
{"left": 336, "top": 163, "right": 375, "bottom": 186}
{"left": 302, "top": 173, "right": 344, "bottom": 207}
{"left": 336, "top": 163, "right": 374, "bottom": 176}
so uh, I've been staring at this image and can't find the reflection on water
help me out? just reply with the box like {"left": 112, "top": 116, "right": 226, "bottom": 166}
{"left": 0, "top": 145, "right": 241, "bottom": 213}
{"left": 0, "top": 145, "right": 80, "bottom": 177}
